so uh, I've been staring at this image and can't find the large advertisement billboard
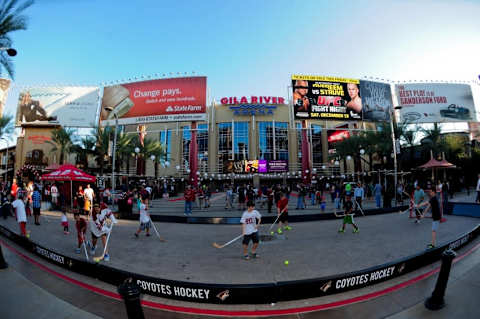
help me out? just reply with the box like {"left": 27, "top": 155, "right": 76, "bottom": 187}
{"left": 360, "top": 80, "right": 393, "bottom": 121}
{"left": 15, "top": 86, "right": 100, "bottom": 127}
{"left": 100, "top": 77, "right": 207, "bottom": 126}
{"left": 395, "top": 83, "right": 475, "bottom": 123}
{"left": 292, "top": 75, "right": 362, "bottom": 121}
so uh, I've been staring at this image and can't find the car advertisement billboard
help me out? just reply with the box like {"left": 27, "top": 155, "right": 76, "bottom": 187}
{"left": 292, "top": 75, "right": 362, "bottom": 121}
{"left": 360, "top": 80, "right": 393, "bottom": 122}
{"left": 395, "top": 83, "right": 475, "bottom": 123}
{"left": 15, "top": 86, "right": 100, "bottom": 127}
{"left": 100, "top": 76, "right": 207, "bottom": 126}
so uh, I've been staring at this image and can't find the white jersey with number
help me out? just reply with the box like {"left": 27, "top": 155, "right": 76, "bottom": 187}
{"left": 12, "top": 199, "right": 27, "bottom": 223}
{"left": 240, "top": 210, "right": 261, "bottom": 235}
{"left": 90, "top": 208, "right": 117, "bottom": 237}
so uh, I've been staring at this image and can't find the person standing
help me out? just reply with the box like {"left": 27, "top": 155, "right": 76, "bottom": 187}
{"left": 84, "top": 184, "right": 95, "bottom": 216}
{"left": 12, "top": 194, "right": 28, "bottom": 237}
{"left": 74, "top": 213, "right": 88, "bottom": 254}
{"left": 10, "top": 178, "right": 18, "bottom": 199}
{"left": 413, "top": 184, "right": 425, "bottom": 223}
{"left": 50, "top": 183, "right": 59, "bottom": 210}
{"left": 32, "top": 185, "right": 42, "bottom": 225}
{"left": 225, "top": 186, "right": 233, "bottom": 209}
{"left": 353, "top": 182, "right": 364, "bottom": 211}
{"left": 240, "top": 201, "right": 261, "bottom": 260}
{"left": 417, "top": 187, "right": 442, "bottom": 249}
{"left": 277, "top": 192, "right": 291, "bottom": 234}
{"left": 373, "top": 182, "right": 382, "bottom": 208}
{"left": 184, "top": 185, "right": 195, "bottom": 216}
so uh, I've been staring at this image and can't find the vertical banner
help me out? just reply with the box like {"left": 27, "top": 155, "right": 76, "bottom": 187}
{"left": 0, "top": 78, "right": 10, "bottom": 116}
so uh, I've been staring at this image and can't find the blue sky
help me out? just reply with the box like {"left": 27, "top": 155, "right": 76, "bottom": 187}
{"left": 2, "top": 0, "right": 480, "bottom": 119}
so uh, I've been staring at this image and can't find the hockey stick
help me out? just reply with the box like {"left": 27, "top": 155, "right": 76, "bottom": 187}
{"left": 212, "top": 234, "right": 243, "bottom": 249}
{"left": 353, "top": 199, "right": 365, "bottom": 216}
{"left": 150, "top": 218, "right": 166, "bottom": 242}
{"left": 82, "top": 240, "right": 89, "bottom": 260}
{"left": 93, "top": 225, "right": 113, "bottom": 262}
{"left": 268, "top": 210, "right": 286, "bottom": 232}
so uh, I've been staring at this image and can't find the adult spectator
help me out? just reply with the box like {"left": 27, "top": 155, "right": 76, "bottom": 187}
{"left": 354, "top": 182, "right": 364, "bottom": 210}
{"left": 373, "top": 182, "right": 382, "bottom": 208}
{"left": 50, "top": 183, "right": 59, "bottom": 210}
{"left": 84, "top": 183, "right": 95, "bottom": 215}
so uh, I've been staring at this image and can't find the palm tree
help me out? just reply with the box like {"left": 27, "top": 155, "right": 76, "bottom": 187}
{"left": 114, "top": 131, "right": 134, "bottom": 174}
{"left": 72, "top": 136, "right": 96, "bottom": 169}
{"left": 140, "top": 138, "right": 166, "bottom": 178}
{"left": 0, "top": 0, "right": 34, "bottom": 79}
{"left": 0, "top": 114, "right": 13, "bottom": 139}
{"left": 91, "top": 125, "right": 111, "bottom": 176}
{"left": 421, "top": 123, "right": 446, "bottom": 159}
{"left": 46, "top": 127, "right": 75, "bottom": 164}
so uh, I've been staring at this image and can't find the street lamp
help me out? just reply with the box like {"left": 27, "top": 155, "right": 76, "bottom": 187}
{"left": 104, "top": 106, "right": 118, "bottom": 191}
{"left": 391, "top": 106, "right": 403, "bottom": 206}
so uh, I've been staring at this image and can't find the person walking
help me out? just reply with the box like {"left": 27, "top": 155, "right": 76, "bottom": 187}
{"left": 12, "top": 194, "right": 28, "bottom": 237}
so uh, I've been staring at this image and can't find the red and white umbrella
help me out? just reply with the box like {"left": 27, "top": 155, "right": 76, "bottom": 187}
{"left": 41, "top": 164, "right": 96, "bottom": 182}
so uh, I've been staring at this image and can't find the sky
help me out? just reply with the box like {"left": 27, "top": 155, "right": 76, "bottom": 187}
{"left": 2, "top": 0, "right": 480, "bottom": 132}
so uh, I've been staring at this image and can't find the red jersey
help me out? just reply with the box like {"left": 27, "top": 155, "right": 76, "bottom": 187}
{"left": 277, "top": 197, "right": 288, "bottom": 212}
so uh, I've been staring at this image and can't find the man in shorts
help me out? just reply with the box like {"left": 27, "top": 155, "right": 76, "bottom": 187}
{"left": 338, "top": 194, "right": 359, "bottom": 233}
{"left": 416, "top": 187, "right": 441, "bottom": 249}
{"left": 240, "top": 201, "right": 261, "bottom": 260}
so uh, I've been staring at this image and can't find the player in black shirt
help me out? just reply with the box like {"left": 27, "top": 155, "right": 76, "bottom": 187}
{"left": 416, "top": 188, "right": 441, "bottom": 249}
{"left": 338, "top": 194, "right": 359, "bottom": 233}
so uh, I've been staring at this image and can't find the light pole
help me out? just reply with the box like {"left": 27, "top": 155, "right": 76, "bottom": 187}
{"left": 1, "top": 137, "right": 8, "bottom": 183}
{"left": 0, "top": 47, "right": 17, "bottom": 56}
{"left": 104, "top": 107, "right": 118, "bottom": 191}
{"left": 390, "top": 106, "right": 402, "bottom": 206}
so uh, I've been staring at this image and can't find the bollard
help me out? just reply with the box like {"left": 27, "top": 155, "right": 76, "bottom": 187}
{"left": 424, "top": 249, "right": 456, "bottom": 310}
{"left": 0, "top": 245, "right": 8, "bottom": 269}
{"left": 118, "top": 278, "right": 145, "bottom": 319}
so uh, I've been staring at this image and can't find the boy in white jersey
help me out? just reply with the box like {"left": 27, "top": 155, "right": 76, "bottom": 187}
{"left": 240, "top": 201, "right": 261, "bottom": 260}
{"left": 134, "top": 197, "right": 151, "bottom": 238}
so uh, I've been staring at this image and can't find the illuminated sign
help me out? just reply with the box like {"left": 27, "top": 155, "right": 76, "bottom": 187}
{"left": 229, "top": 104, "right": 277, "bottom": 116}
{"left": 220, "top": 96, "right": 285, "bottom": 105}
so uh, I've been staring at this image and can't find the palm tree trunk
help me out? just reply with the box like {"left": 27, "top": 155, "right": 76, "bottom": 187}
{"left": 155, "top": 161, "right": 158, "bottom": 178}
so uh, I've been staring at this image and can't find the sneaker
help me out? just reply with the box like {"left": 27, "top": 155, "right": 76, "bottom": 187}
{"left": 134, "top": 233, "right": 139, "bottom": 238}
{"left": 353, "top": 228, "right": 359, "bottom": 233}
{"left": 427, "top": 244, "right": 435, "bottom": 249}
{"left": 75, "top": 248, "right": 81, "bottom": 254}
{"left": 64, "top": 231, "right": 69, "bottom": 235}
{"left": 277, "top": 228, "right": 283, "bottom": 234}
{"left": 252, "top": 253, "right": 259, "bottom": 259}
{"left": 415, "top": 220, "right": 420, "bottom": 224}
{"left": 86, "top": 241, "right": 91, "bottom": 249}
{"left": 103, "top": 254, "right": 110, "bottom": 261}
{"left": 146, "top": 233, "right": 150, "bottom": 237}
{"left": 90, "top": 247, "right": 96, "bottom": 255}
{"left": 284, "top": 226, "right": 292, "bottom": 231}
{"left": 244, "top": 255, "right": 250, "bottom": 260}
{"left": 338, "top": 228, "right": 345, "bottom": 233}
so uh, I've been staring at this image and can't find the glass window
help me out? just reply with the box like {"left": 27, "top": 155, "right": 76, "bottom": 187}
{"left": 197, "top": 124, "right": 208, "bottom": 170}
{"left": 258, "top": 122, "right": 274, "bottom": 160}
{"left": 218, "top": 123, "right": 233, "bottom": 165}
{"left": 159, "top": 129, "right": 171, "bottom": 162}
{"left": 296, "top": 122, "right": 303, "bottom": 163}
{"left": 275, "top": 122, "right": 288, "bottom": 160}
{"left": 311, "top": 124, "right": 322, "bottom": 164}
{"left": 234, "top": 122, "right": 249, "bottom": 160}
{"left": 182, "top": 126, "right": 191, "bottom": 170}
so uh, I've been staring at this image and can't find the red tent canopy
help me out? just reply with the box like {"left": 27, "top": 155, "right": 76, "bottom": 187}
{"left": 41, "top": 164, "right": 96, "bottom": 182}
{"left": 418, "top": 158, "right": 456, "bottom": 169}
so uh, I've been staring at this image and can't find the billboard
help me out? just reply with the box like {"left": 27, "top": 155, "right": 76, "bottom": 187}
{"left": 267, "top": 160, "right": 288, "bottom": 172}
{"left": 15, "top": 86, "right": 100, "bottom": 127}
{"left": 360, "top": 80, "right": 393, "bottom": 121}
{"left": 292, "top": 75, "right": 362, "bottom": 121}
{"left": 395, "top": 83, "right": 475, "bottom": 123}
{"left": 100, "top": 77, "right": 207, "bottom": 126}
{"left": 0, "top": 78, "right": 10, "bottom": 116}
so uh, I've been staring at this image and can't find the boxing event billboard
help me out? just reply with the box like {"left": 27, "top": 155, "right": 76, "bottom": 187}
{"left": 101, "top": 77, "right": 207, "bottom": 126}
{"left": 395, "top": 83, "right": 475, "bottom": 123}
{"left": 0, "top": 78, "right": 10, "bottom": 116}
{"left": 292, "top": 75, "right": 362, "bottom": 121}
{"left": 15, "top": 86, "right": 100, "bottom": 127}
{"left": 360, "top": 80, "right": 393, "bottom": 122}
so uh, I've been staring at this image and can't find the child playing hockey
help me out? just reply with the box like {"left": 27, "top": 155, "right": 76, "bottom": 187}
{"left": 338, "top": 194, "right": 359, "bottom": 234}
{"left": 134, "top": 197, "right": 151, "bottom": 238}
{"left": 74, "top": 213, "right": 88, "bottom": 254}
{"left": 240, "top": 201, "right": 261, "bottom": 260}
{"left": 89, "top": 203, "right": 117, "bottom": 261}
{"left": 61, "top": 210, "right": 69, "bottom": 234}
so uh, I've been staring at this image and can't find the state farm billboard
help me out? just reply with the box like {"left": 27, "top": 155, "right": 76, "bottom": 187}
{"left": 100, "top": 77, "right": 207, "bottom": 125}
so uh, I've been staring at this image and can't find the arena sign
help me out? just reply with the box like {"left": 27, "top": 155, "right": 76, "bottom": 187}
{"left": 221, "top": 96, "right": 284, "bottom": 116}
{"left": 1, "top": 222, "right": 479, "bottom": 304}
